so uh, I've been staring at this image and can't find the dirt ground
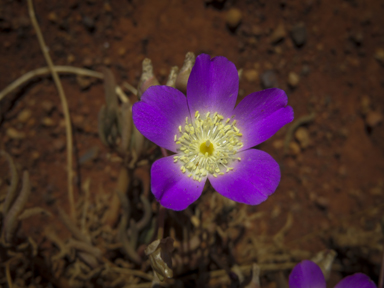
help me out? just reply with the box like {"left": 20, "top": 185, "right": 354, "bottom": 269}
{"left": 1, "top": 0, "right": 384, "bottom": 287}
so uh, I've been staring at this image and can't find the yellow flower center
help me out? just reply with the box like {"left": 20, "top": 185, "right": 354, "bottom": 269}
{"left": 199, "top": 140, "right": 214, "bottom": 156}
{"left": 173, "top": 111, "right": 243, "bottom": 182}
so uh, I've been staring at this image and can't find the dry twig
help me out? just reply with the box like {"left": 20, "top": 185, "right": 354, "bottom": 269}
{"left": 27, "top": 0, "right": 76, "bottom": 220}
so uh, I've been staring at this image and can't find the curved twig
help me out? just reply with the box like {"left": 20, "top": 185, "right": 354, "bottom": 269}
{"left": 136, "top": 195, "right": 152, "bottom": 231}
{"left": 0, "top": 150, "right": 19, "bottom": 216}
{"left": 3, "top": 171, "right": 31, "bottom": 243}
{"left": 0, "top": 66, "right": 102, "bottom": 102}
{"left": 27, "top": 0, "right": 76, "bottom": 220}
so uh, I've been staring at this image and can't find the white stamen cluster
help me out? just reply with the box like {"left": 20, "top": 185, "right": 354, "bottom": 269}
{"left": 173, "top": 111, "right": 243, "bottom": 182}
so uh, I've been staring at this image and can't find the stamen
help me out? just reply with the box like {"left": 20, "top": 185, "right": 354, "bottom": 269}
{"left": 174, "top": 111, "right": 243, "bottom": 182}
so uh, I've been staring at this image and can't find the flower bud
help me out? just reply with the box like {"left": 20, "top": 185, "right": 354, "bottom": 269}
{"left": 145, "top": 237, "right": 174, "bottom": 281}
{"left": 137, "top": 58, "right": 159, "bottom": 99}
{"left": 311, "top": 249, "right": 336, "bottom": 280}
{"left": 166, "top": 66, "right": 179, "bottom": 88}
{"left": 175, "top": 52, "right": 195, "bottom": 94}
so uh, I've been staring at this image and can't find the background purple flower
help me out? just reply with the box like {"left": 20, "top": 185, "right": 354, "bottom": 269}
{"left": 133, "top": 54, "right": 294, "bottom": 210}
{"left": 289, "top": 260, "right": 377, "bottom": 288}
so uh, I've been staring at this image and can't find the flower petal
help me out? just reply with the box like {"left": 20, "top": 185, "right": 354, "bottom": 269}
{"left": 334, "top": 273, "right": 377, "bottom": 288}
{"left": 233, "top": 88, "right": 294, "bottom": 150}
{"left": 151, "top": 155, "right": 206, "bottom": 210}
{"left": 187, "top": 54, "right": 238, "bottom": 118}
{"left": 132, "top": 85, "right": 190, "bottom": 152}
{"left": 207, "top": 149, "right": 280, "bottom": 205}
{"left": 288, "top": 260, "right": 326, "bottom": 288}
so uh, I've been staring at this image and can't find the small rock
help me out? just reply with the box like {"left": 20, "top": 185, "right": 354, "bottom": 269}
{"left": 79, "top": 146, "right": 99, "bottom": 164}
{"left": 270, "top": 23, "right": 286, "bottom": 44}
{"left": 104, "top": 2, "right": 112, "bottom": 12}
{"left": 360, "top": 95, "right": 371, "bottom": 116}
{"left": 251, "top": 25, "right": 263, "bottom": 36}
{"left": 272, "top": 139, "right": 284, "bottom": 149}
{"left": 295, "top": 127, "right": 310, "bottom": 149}
{"left": 17, "top": 109, "right": 32, "bottom": 123}
{"left": 260, "top": 70, "right": 278, "bottom": 88}
{"left": 301, "top": 64, "right": 310, "bottom": 75}
{"left": 243, "top": 69, "right": 259, "bottom": 82}
{"left": 118, "top": 47, "right": 126, "bottom": 56}
{"left": 82, "top": 16, "right": 95, "bottom": 32}
{"left": 82, "top": 57, "right": 93, "bottom": 67}
{"left": 6, "top": 128, "right": 26, "bottom": 139}
{"left": 349, "top": 31, "right": 363, "bottom": 46}
{"left": 365, "top": 110, "right": 383, "bottom": 128}
{"left": 271, "top": 205, "right": 281, "bottom": 218}
{"left": 76, "top": 75, "right": 92, "bottom": 90}
{"left": 72, "top": 115, "right": 85, "bottom": 128}
{"left": 31, "top": 151, "right": 40, "bottom": 160}
{"left": 338, "top": 165, "right": 347, "bottom": 177}
{"left": 226, "top": 8, "right": 242, "bottom": 29}
{"left": 26, "top": 118, "right": 36, "bottom": 128}
{"left": 67, "top": 54, "right": 75, "bottom": 63}
{"left": 290, "top": 23, "right": 307, "bottom": 47}
{"left": 103, "top": 57, "right": 112, "bottom": 66}
{"left": 315, "top": 197, "right": 329, "bottom": 210}
{"left": 48, "top": 12, "right": 58, "bottom": 23}
{"left": 41, "top": 101, "right": 54, "bottom": 114}
{"left": 288, "top": 71, "right": 300, "bottom": 87}
{"left": 374, "top": 48, "right": 384, "bottom": 65}
{"left": 52, "top": 139, "right": 65, "bottom": 151}
{"left": 42, "top": 117, "right": 55, "bottom": 127}
{"left": 289, "top": 141, "right": 300, "bottom": 156}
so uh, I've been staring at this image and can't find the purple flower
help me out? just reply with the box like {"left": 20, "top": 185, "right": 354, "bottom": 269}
{"left": 289, "top": 260, "right": 377, "bottom": 288}
{"left": 132, "top": 54, "right": 294, "bottom": 210}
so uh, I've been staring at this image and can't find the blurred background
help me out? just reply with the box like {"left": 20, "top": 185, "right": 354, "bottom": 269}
{"left": 0, "top": 0, "right": 383, "bottom": 287}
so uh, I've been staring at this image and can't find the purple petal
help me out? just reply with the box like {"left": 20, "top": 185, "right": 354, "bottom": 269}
{"left": 233, "top": 88, "right": 294, "bottom": 150}
{"left": 132, "top": 85, "right": 190, "bottom": 152}
{"left": 208, "top": 149, "right": 280, "bottom": 205}
{"left": 289, "top": 260, "right": 326, "bottom": 288}
{"left": 151, "top": 155, "right": 206, "bottom": 210}
{"left": 187, "top": 54, "right": 238, "bottom": 119}
{"left": 335, "top": 273, "right": 377, "bottom": 288}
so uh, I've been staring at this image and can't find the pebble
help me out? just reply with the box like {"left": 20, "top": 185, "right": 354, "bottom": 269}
{"left": 79, "top": 146, "right": 99, "bottom": 164}
{"left": 260, "top": 70, "right": 278, "bottom": 88}
{"left": 365, "top": 110, "right": 383, "bottom": 128}
{"left": 6, "top": 127, "right": 26, "bottom": 139}
{"left": 360, "top": 95, "right": 371, "bottom": 115}
{"left": 289, "top": 141, "right": 301, "bottom": 156}
{"left": 82, "top": 16, "right": 95, "bottom": 32}
{"left": 243, "top": 69, "right": 259, "bottom": 82}
{"left": 17, "top": 109, "right": 32, "bottom": 123}
{"left": 48, "top": 12, "right": 58, "bottom": 23}
{"left": 52, "top": 139, "right": 65, "bottom": 151}
{"left": 272, "top": 139, "right": 284, "bottom": 150}
{"left": 251, "top": 25, "right": 263, "bottom": 36}
{"left": 349, "top": 31, "right": 363, "bottom": 46}
{"left": 315, "top": 197, "right": 329, "bottom": 210}
{"left": 288, "top": 71, "right": 300, "bottom": 87}
{"left": 374, "top": 48, "right": 384, "bottom": 65}
{"left": 83, "top": 57, "right": 93, "bottom": 67}
{"left": 67, "top": 54, "right": 75, "bottom": 64}
{"left": 41, "top": 101, "right": 54, "bottom": 114}
{"left": 76, "top": 75, "right": 92, "bottom": 90}
{"left": 118, "top": 47, "right": 126, "bottom": 56}
{"left": 226, "top": 8, "right": 242, "bottom": 29}
{"left": 290, "top": 23, "right": 307, "bottom": 47}
{"left": 295, "top": 127, "right": 310, "bottom": 148}
{"left": 72, "top": 115, "right": 85, "bottom": 128}
{"left": 42, "top": 117, "right": 55, "bottom": 127}
{"left": 270, "top": 23, "right": 286, "bottom": 44}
